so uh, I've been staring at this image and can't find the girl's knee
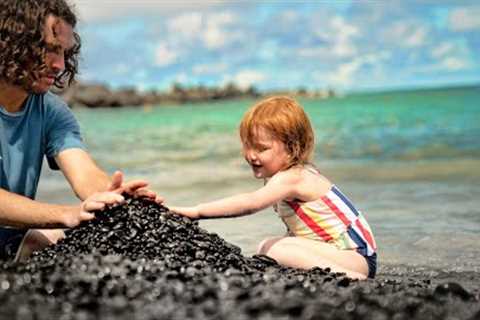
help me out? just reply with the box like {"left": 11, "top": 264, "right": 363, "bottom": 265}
{"left": 256, "top": 239, "right": 267, "bottom": 255}
{"left": 256, "top": 236, "right": 284, "bottom": 255}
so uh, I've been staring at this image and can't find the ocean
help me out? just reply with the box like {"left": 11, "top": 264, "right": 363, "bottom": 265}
{"left": 37, "top": 85, "right": 480, "bottom": 272}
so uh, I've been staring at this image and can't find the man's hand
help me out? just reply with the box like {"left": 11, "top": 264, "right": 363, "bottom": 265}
{"left": 108, "top": 171, "right": 164, "bottom": 204}
{"left": 63, "top": 192, "right": 125, "bottom": 228}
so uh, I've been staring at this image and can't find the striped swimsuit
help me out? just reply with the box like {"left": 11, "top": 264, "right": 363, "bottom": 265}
{"left": 274, "top": 169, "right": 378, "bottom": 277}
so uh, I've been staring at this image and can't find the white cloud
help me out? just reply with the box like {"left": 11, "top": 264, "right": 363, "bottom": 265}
{"left": 203, "top": 12, "right": 237, "bottom": 49}
{"left": 174, "top": 73, "right": 188, "bottom": 84}
{"left": 167, "top": 12, "right": 203, "bottom": 40}
{"left": 333, "top": 40, "right": 357, "bottom": 57}
{"left": 208, "top": 11, "right": 236, "bottom": 26}
{"left": 386, "top": 22, "right": 428, "bottom": 48}
{"left": 328, "top": 60, "right": 362, "bottom": 87}
{"left": 231, "top": 70, "right": 266, "bottom": 89}
{"left": 135, "top": 82, "right": 148, "bottom": 92}
{"left": 331, "top": 16, "right": 358, "bottom": 38}
{"left": 331, "top": 16, "right": 359, "bottom": 57}
{"left": 313, "top": 16, "right": 359, "bottom": 58}
{"left": 327, "top": 52, "right": 390, "bottom": 87}
{"left": 154, "top": 43, "right": 178, "bottom": 67}
{"left": 74, "top": 0, "right": 222, "bottom": 22}
{"left": 431, "top": 42, "right": 455, "bottom": 59}
{"left": 192, "top": 62, "right": 228, "bottom": 75}
{"left": 449, "top": 6, "right": 480, "bottom": 31}
{"left": 441, "top": 57, "right": 468, "bottom": 71}
{"left": 430, "top": 41, "right": 471, "bottom": 71}
{"left": 204, "top": 26, "right": 227, "bottom": 49}
{"left": 164, "top": 11, "right": 240, "bottom": 50}
{"left": 405, "top": 28, "right": 427, "bottom": 47}
{"left": 414, "top": 56, "right": 470, "bottom": 74}
{"left": 297, "top": 47, "right": 330, "bottom": 58}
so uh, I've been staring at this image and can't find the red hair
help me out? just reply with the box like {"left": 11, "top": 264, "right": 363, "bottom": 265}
{"left": 239, "top": 96, "right": 315, "bottom": 166}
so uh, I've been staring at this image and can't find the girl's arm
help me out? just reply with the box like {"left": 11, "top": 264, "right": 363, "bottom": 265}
{"left": 170, "top": 170, "right": 301, "bottom": 219}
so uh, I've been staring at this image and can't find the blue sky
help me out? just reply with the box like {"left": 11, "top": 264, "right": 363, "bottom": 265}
{"left": 73, "top": 0, "right": 480, "bottom": 93}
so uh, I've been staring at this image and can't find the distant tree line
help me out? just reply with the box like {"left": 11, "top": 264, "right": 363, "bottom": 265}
{"left": 55, "top": 82, "right": 335, "bottom": 108}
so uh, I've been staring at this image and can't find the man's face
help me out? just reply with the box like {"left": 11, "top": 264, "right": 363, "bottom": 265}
{"left": 31, "top": 15, "right": 75, "bottom": 93}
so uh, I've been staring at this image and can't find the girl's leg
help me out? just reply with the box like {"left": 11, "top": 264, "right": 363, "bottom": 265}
{"left": 258, "top": 236, "right": 369, "bottom": 280}
{"left": 15, "top": 229, "right": 65, "bottom": 262}
{"left": 257, "top": 236, "right": 285, "bottom": 255}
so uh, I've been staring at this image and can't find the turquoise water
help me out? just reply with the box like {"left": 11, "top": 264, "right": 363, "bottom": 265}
{"left": 37, "top": 85, "right": 480, "bottom": 271}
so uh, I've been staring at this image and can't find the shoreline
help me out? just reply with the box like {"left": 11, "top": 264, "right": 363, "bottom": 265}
{"left": 377, "top": 262, "right": 480, "bottom": 293}
{"left": 55, "top": 82, "right": 335, "bottom": 108}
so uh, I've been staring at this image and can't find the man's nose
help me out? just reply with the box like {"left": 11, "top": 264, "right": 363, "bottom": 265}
{"left": 50, "top": 53, "right": 65, "bottom": 72}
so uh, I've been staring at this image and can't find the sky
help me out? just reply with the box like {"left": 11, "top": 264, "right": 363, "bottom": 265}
{"left": 72, "top": 0, "right": 480, "bottom": 93}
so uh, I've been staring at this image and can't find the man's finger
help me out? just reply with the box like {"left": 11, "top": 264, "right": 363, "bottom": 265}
{"left": 93, "top": 192, "right": 125, "bottom": 204}
{"left": 80, "top": 211, "right": 96, "bottom": 221}
{"left": 122, "top": 180, "right": 149, "bottom": 194}
{"left": 134, "top": 188, "right": 155, "bottom": 198}
{"left": 83, "top": 193, "right": 125, "bottom": 211}
{"left": 83, "top": 201, "right": 106, "bottom": 212}
{"left": 131, "top": 188, "right": 164, "bottom": 204}
{"left": 107, "top": 171, "right": 123, "bottom": 191}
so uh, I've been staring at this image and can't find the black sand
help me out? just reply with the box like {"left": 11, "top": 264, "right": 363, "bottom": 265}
{"left": 0, "top": 198, "right": 478, "bottom": 319}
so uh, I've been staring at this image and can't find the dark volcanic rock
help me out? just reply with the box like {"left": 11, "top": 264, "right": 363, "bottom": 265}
{"left": 57, "top": 82, "right": 262, "bottom": 108}
{"left": 0, "top": 198, "right": 478, "bottom": 319}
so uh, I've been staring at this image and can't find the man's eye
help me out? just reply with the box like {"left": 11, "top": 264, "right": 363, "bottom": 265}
{"left": 46, "top": 45, "right": 61, "bottom": 54}
{"left": 64, "top": 50, "right": 74, "bottom": 58}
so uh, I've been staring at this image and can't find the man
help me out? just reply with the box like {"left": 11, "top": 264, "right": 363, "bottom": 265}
{"left": 0, "top": 0, "right": 161, "bottom": 261}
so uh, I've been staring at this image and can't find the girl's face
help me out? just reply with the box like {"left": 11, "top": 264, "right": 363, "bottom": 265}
{"left": 243, "top": 127, "right": 290, "bottom": 179}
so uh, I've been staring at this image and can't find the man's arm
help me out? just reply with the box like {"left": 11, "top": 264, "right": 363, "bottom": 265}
{"left": 0, "top": 187, "right": 127, "bottom": 229}
{"left": 55, "top": 148, "right": 163, "bottom": 203}
{"left": 0, "top": 188, "right": 89, "bottom": 228}
{"left": 54, "top": 148, "right": 111, "bottom": 201}
{"left": 0, "top": 149, "right": 158, "bottom": 229}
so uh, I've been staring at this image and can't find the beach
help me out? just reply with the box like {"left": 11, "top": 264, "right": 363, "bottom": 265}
{"left": 0, "top": 198, "right": 479, "bottom": 319}
{"left": 36, "top": 85, "right": 480, "bottom": 273}
{"left": 2, "top": 85, "right": 477, "bottom": 318}
{"left": 1, "top": 0, "right": 479, "bottom": 317}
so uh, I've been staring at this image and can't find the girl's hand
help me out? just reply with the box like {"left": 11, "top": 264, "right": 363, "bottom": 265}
{"left": 169, "top": 206, "right": 200, "bottom": 219}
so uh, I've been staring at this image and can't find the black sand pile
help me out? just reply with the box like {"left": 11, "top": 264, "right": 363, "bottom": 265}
{"left": 0, "top": 198, "right": 479, "bottom": 319}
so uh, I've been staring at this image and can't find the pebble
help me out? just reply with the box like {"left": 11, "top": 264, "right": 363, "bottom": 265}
{"left": 0, "top": 197, "right": 478, "bottom": 319}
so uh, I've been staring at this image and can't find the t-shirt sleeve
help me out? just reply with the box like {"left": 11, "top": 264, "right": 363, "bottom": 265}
{"left": 44, "top": 97, "right": 86, "bottom": 170}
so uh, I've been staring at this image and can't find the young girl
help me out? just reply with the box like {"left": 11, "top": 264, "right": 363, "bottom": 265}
{"left": 170, "top": 96, "right": 377, "bottom": 279}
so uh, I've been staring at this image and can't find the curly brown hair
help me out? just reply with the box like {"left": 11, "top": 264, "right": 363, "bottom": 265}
{"left": 0, "top": 0, "right": 80, "bottom": 90}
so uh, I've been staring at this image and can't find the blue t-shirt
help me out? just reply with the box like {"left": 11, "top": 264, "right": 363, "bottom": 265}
{"left": 0, "top": 91, "right": 85, "bottom": 198}
{"left": 0, "top": 92, "right": 85, "bottom": 252}
{"left": 0, "top": 91, "right": 85, "bottom": 199}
